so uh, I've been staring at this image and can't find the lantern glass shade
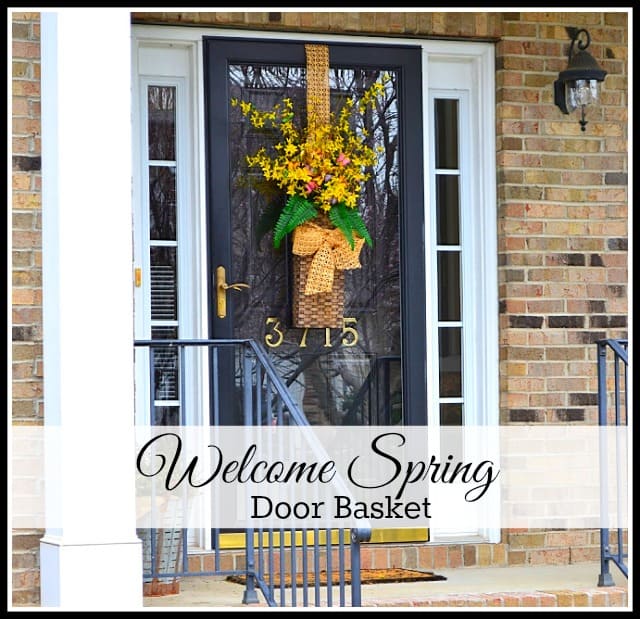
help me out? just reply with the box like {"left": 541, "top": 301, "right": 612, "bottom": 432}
{"left": 566, "top": 79, "right": 601, "bottom": 112}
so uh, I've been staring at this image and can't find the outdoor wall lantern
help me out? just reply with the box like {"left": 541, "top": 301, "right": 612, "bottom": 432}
{"left": 554, "top": 28, "right": 607, "bottom": 131}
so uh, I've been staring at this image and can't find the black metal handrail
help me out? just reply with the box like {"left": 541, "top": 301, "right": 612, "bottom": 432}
{"left": 596, "top": 338, "right": 628, "bottom": 586}
{"left": 134, "top": 338, "right": 371, "bottom": 607}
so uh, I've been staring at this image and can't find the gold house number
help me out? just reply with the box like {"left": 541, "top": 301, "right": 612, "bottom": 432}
{"left": 265, "top": 317, "right": 359, "bottom": 349}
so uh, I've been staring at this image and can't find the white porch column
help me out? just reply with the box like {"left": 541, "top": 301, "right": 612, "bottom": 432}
{"left": 40, "top": 9, "right": 142, "bottom": 609}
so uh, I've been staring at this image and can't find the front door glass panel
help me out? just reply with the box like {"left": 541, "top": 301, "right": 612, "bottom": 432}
{"left": 228, "top": 63, "right": 401, "bottom": 425}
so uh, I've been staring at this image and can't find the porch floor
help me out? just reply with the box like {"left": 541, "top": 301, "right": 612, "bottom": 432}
{"left": 143, "top": 561, "right": 629, "bottom": 608}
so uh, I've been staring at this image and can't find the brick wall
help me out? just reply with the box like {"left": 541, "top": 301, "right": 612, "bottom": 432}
{"left": 496, "top": 12, "right": 628, "bottom": 425}
{"left": 11, "top": 10, "right": 43, "bottom": 607}
{"left": 12, "top": 10, "right": 628, "bottom": 606}
{"left": 131, "top": 10, "right": 505, "bottom": 38}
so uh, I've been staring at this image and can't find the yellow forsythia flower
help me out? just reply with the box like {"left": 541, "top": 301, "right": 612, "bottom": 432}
{"left": 230, "top": 76, "right": 388, "bottom": 215}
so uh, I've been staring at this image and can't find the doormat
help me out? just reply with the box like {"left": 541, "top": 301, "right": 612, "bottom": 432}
{"left": 227, "top": 568, "right": 447, "bottom": 587}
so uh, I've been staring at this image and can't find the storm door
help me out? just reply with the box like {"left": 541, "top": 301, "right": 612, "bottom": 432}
{"left": 204, "top": 38, "right": 426, "bottom": 427}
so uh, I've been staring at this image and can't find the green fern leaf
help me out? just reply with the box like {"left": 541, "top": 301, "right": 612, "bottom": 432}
{"left": 346, "top": 208, "right": 373, "bottom": 248}
{"left": 328, "top": 203, "right": 355, "bottom": 249}
{"left": 273, "top": 195, "right": 317, "bottom": 248}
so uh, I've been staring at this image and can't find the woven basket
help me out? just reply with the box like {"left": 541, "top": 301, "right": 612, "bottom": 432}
{"left": 292, "top": 253, "right": 345, "bottom": 328}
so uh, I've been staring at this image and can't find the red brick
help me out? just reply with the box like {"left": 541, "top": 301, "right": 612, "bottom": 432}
{"left": 538, "top": 593, "right": 558, "bottom": 606}
{"left": 506, "top": 592, "right": 526, "bottom": 606}
{"left": 371, "top": 547, "right": 388, "bottom": 569}
{"left": 417, "top": 545, "right": 434, "bottom": 569}
{"left": 433, "top": 546, "right": 448, "bottom": 569}
{"left": 607, "top": 589, "right": 627, "bottom": 606}
{"left": 447, "top": 546, "right": 463, "bottom": 568}
{"left": 12, "top": 589, "right": 40, "bottom": 606}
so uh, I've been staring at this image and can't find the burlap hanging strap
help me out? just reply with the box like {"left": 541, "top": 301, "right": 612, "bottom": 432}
{"left": 305, "top": 43, "right": 330, "bottom": 128}
{"left": 299, "top": 44, "right": 364, "bottom": 296}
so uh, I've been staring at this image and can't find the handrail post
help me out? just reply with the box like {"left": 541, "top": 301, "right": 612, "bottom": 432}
{"left": 350, "top": 527, "right": 372, "bottom": 607}
{"left": 241, "top": 346, "right": 260, "bottom": 603}
{"left": 597, "top": 341, "right": 614, "bottom": 586}
{"left": 596, "top": 339, "right": 630, "bottom": 586}
{"left": 242, "top": 528, "right": 260, "bottom": 604}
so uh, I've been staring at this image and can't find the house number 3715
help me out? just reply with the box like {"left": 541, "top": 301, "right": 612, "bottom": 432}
{"left": 264, "top": 317, "right": 359, "bottom": 348}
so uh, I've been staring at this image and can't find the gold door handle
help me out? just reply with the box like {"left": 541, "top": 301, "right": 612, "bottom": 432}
{"left": 216, "top": 266, "right": 250, "bottom": 319}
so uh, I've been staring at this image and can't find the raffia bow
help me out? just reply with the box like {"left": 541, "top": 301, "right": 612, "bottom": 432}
{"left": 292, "top": 221, "right": 365, "bottom": 295}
